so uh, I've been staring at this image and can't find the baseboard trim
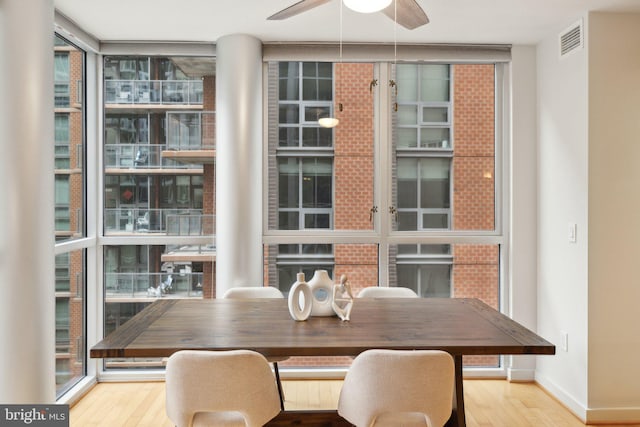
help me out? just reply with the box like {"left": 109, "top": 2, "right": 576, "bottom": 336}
{"left": 535, "top": 372, "right": 587, "bottom": 422}
{"left": 507, "top": 367, "right": 536, "bottom": 382}
{"left": 536, "top": 373, "right": 640, "bottom": 424}
{"left": 586, "top": 407, "right": 640, "bottom": 424}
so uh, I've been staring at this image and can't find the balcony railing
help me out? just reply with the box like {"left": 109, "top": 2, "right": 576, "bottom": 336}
{"left": 105, "top": 272, "right": 204, "bottom": 299}
{"left": 104, "top": 208, "right": 208, "bottom": 235}
{"left": 105, "top": 80, "right": 203, "bottom": 105}
{"left": 104, "top": 144, "right": 202, "bottom": 169}
{"left": 166, "top": 111, "right": 216, "bottom": 150}
{"left": 166, "top": 214, "right": 215, "bottom": 236}
{"left": 55, "top": 81, "right": 70, "bottom": 107}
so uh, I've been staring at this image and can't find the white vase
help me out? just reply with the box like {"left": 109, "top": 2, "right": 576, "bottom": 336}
{"left": 308, "top": 270, "right": 335, "bottom": 317}
{"left": 288, "top": 272, "right": 312, "bottom": 321}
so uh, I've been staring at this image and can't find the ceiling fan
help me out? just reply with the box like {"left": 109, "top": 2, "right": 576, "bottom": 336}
{"left": 268, "top": 0, "right": 429, "bottom": 30}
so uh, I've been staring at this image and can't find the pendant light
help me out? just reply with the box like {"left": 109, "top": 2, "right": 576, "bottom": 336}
{"left": 343, "top": 0, "right": 392, "bottom": 14}
{"left": 318, "top": 0, "right": 344, "bottom": 128}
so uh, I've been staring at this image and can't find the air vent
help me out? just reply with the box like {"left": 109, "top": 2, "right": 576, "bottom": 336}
{"left": 560, "top": 21, "right": 583, "bottom": 57}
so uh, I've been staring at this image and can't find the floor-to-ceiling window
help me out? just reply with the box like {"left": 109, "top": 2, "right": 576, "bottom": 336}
{"left": 101, "top": 55, "right": 215, "bottom": 369}
{"left": 265, "top": 57, "right": 505, "bottom": 370}
{"left": 54, "top": 34, "right": 87, "bottom": 397}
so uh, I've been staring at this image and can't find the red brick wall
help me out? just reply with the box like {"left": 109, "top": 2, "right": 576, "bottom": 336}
{"left": 451, "top": 65, "right": 498, "bottom": 366}
{"left": 333, "top": 62, "right": 378, "bottom": 294}
{"left": 202, "top": 75, "right": 216, "bottom": 298}
{"left": 334, "top": 244, "right": 378, "bottom": 294}
{"left": 203, "top": 76, "right": 215, "bottom": 110}
{"left": 452, "top": 64, "right": 495, "bottom": 231}
{"left": 334, "top": 63, "right": 375, "bottom": 232}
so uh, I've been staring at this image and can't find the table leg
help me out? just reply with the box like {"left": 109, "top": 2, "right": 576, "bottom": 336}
{"left": 446, "top": 355, "right": 466, "bottom": 427}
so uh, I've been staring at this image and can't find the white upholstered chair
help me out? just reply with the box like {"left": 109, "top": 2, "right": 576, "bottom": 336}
{"left": 222, "top": 286, "right": 288, "bottom": 410}
{"left": 338, "top": 349, "right": 455, "bottom": 427}
{"left": 222, "top": 286, "right": 285, "bottom": 299}
{"left": 165, "top": 350, "right": 281, "bottom": 427}
{"left": 357, "top": 286, "right": 419, "bottom": 298}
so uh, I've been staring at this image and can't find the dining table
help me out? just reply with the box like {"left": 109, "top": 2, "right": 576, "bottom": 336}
{"left": 90, "top": 297, "right": 555, "bottom": 427}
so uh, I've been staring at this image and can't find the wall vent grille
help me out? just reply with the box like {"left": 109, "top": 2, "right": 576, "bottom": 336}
{"left": 560, "top": 21, "right": 583, "bottom": 57}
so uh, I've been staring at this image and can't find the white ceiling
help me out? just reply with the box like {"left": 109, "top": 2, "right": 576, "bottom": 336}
{"left": 54, "top": 0, "right": 640, "bottom": 45}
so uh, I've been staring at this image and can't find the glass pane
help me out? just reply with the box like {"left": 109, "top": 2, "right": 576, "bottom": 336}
{"left": 278, "top": 158, "right": 299, "bottom": 208}
{"left": 270, "top": 61, "right": 375, "bottom": 233}
{"left": 279, "top": 104, "right": 299, "bottom": 124}
{"left": 104, "top": 245, "right": 209, "bottom": 369}
{"left": 420, "top": 128, "right": 450, "bottom": 149}
{"left": 398, "top": 128, "right": 418, "bottom": 148}
{"left": 398, "top": 105, "right": 417, "bottom": 125}
{"left": 420, "top": 158, "right": 450, "bottom": 209}
{"left": 305, "top": 213, "right": 330, "bottom": 229}
{"left": 394, "top": 64, "right": 495, "bottom": 232}
{"left": 54, "top": 248, "right": 85, "bottom": 398}
{"left": 279, "top": 212, "right": 299, "bottom": 230}
{"left": 422, "top": 213, "right": 449, "bottom": 229}
{"left": 302, "top": 158, "right": 332, "bottom": 208}
{"left": 302, "top": 79, "right": 318, "bottom": 100}
{"left": 397, "top": 158, "right": 418, "bottom": 208}
{"left": 302, "top": 62, "right": 318, "bottom": 78}
{"left": 398, "top": 212, "right": 417, "bottom": 231}
{"left": 279, "top": 127, "right": 299, "bottom": 147}
{"left": 279, "top": 63, "right": 300, "bottom": 101}
{"left": 422, "top": 106, "right": 448, "bottom": 123}
{"left": 102, "top": 53, "right": 214, "bottom": 370}
{"left": 265, "top": 242, "right": 378, "bottom": 368}
{"left": 317, "top": 62, "right": 333, "bottom": 78}
{"left": 54, "top": 36, "right": 85, "bottom": 242}
{"left": 420, "top": 64, "right": 450, "bottom": 102}
{"left": 305, "top": 106, "right": 330, "bottom": 122}
{"left": 317, "top": 79, "right": 333, "bottom": 101}
{"left": 302, "top": 127, "right": 332, "bottom": 147}
{"left": 396, "top": 64, "right": 418, "bottom": 102}
{"left": 420, "top": 244, "right": 450, "bottom": 254}
{"left": 390, "top": 243, "right": 499, "bottom": 368}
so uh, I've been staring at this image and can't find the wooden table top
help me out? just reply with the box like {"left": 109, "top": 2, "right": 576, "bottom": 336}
{"left": 90, "top": 297, "right": 555, "bottom": 359}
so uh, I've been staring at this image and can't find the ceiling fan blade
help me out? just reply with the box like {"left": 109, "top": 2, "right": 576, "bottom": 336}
{"left": 382, "top": 0, "right": 429, "bottom": 30}
{"left": 268, "top": 0, "right": 333, "bottom": 20}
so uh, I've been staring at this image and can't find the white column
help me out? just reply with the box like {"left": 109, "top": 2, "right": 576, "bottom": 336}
{"left": 0, "top": 0, "right": 56, "bottom": 402}
{"left": 215, "top": 34, "right": 263, "bottom": 296}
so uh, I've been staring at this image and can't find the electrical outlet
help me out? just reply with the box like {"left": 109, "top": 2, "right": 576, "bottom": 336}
{"left": 561, "top": 331, "right": 569, "bottom": 352}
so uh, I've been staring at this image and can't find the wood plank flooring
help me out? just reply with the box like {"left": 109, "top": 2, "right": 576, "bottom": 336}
{"left": 70, "top": 380, "right": 640, "bottom": 427}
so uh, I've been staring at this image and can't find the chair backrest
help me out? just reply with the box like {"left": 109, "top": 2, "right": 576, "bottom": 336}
{"left": 165, "top": 350, "right": 281, "bottom": 427}
{"left": 338, "top": 349, "right": 454, "bottom": 427}
{"left": 222, "top": 286, "right": 284, "bottom": 299}
{"left": 357, "top": 286, "right": 419, "bottom": 298}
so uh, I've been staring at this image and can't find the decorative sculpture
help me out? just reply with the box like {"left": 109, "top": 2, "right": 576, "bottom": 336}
{"left": 288, "top": 273, "right": 313, "bottom": 321}
{"left": 308, "top": 270, "right": 336, "bottom": 317}
{"left": 332, "top": 274, "right": 354, "bottom": 321}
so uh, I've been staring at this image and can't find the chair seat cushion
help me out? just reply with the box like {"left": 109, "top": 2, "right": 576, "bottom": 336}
{"left": 192, "top": 410, "right": 246, "bottom": 427}
{"left": 373, "top": 411, "right": 430, "bottom": 427}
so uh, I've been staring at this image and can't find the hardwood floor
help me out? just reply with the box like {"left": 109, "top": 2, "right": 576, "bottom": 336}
{"left": 70, "top": 379, "right": 640, "bottom": 427}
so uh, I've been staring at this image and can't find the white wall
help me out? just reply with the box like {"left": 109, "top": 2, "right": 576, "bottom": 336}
{"left": 587, "top": 12, "right": 640, "bottom": 422}
{"left": 535, "top": 11, "right": 640, "bottom": 423}
{"left": 535, "top": 14, "right": 590, "bottom": 418}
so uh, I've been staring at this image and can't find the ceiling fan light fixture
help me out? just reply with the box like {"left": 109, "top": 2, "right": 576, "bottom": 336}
{"left": 343, "top": 0, "right": 392, "bottom": 14}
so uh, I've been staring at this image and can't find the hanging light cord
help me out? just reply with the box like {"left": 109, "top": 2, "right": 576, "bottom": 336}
{"left": 338, "top": 0, "right": 343, "bottom": 112}
{"left": 390, "top": 0, "right": 398, "bottom": 111}
{"left": 394, "top": 0, "right": 397, "bottom": 66}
